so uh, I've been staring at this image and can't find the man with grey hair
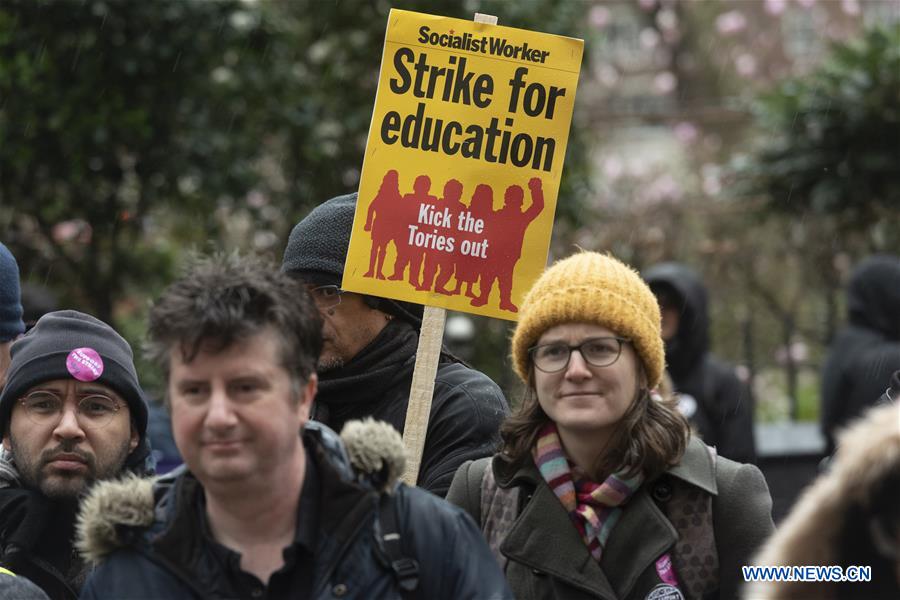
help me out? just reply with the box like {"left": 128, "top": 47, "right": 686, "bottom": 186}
{"left": 282, "top": 193, "right": 509, "bottom": 497}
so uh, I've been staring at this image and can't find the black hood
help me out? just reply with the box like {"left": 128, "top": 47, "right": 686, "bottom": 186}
{"left": 643, "top": 262, "right": 709, "bottom": 379}
{"left": 846, "top": 254, "right": 900, "bottom": 340}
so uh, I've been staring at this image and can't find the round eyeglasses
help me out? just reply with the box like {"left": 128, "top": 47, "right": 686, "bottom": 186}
{"left": 18, "top": 390, "right": 125, "bottom": 429}
{"left": 306, "top": 285, "right": 344, "bottom": 310}
{"left": 528, "top": 337, "right": 631, "bottom": 373}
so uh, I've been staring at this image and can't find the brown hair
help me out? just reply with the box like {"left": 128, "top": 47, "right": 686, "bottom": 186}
{"left": 146, "top": 252, "right": 322, "bottom": 391}
{"left": 500, "top": 363, "right": 690, "bottom": 481}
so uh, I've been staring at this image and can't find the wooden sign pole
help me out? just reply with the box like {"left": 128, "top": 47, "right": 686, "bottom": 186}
{"left": 400, "top": 305, "right": 446, "bottom": 485}
{"left": 400, "top": 11, "right": 499, "bottom": 487}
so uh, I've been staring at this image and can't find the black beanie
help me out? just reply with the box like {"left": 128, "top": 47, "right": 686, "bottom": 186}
{"left": 0, "top": 242, "right": 25, "bottom": 343}
{"left": 281, "top": 193, "right": 423, "bottom": 327}
{"left": 0, "top": 310, "right": 148, "bottom": 442}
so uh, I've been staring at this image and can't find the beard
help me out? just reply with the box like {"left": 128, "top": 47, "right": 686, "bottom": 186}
{"left": 11, "top": 436, "right": 132, "bottom": 500}
{"left": 317, "top": 354, "right": 345, "bottom": 373}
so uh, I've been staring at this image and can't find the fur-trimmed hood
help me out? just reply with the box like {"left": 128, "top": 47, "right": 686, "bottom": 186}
{"left": 76, "top": 418, "right": 406, "bottom": 565}
{"left": 744, "top": 402, "right": 900, "bottom": 599}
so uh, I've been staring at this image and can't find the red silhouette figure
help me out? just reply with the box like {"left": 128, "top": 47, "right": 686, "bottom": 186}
{"left": 421, "top": 178, "right": 464, "bottom": 295}
{"left": 388, "top": 175, "right": 437, "bottom": 289}
{"left": 470, "top": 177, "right": 544, "bottom": 312}
{"left": 364, "top": 170, "right": 402, "bottom": 280}
{"left": 453, "top": 184, "right": 494, "bottom": 298}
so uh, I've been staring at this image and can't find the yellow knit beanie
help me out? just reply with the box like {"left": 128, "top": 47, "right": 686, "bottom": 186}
{"left": 511, "top": 251, "right": 664, "bottom": 388}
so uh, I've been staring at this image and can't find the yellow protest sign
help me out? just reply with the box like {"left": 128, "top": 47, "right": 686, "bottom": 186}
{"left": 343, "top": 9, "right": 583, "bottom": 321}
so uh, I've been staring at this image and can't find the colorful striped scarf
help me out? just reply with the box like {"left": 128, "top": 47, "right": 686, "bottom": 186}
{"left": 533, "top": 422, "right": 644, "bottom": 562}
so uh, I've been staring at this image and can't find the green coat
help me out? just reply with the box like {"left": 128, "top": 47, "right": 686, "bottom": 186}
{"left": 447, "top": 437, "right": 774, "bottom": 600}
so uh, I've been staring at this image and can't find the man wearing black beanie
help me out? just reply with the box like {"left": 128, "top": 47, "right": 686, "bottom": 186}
{"left": 0, "top": 310, "right": 152, "bottom": 600}
{"left": 282, "top": 193, "right": 509, "bottom": 497}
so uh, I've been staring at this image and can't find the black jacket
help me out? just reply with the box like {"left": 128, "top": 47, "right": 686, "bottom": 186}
{"left": 821, "top": 254, "right": 900, "bottom": 454}
{"left": 0, "top": 440, "right": 153, "bottom": 600}
{"left": 0, "top": 489, "right": 80, "bottom": 600}
{"left": 644, "top": 263, "right": 756, "bottom": 464}
{"left": 78, "top": 422, "right": 513, "bottom": 600}
{"left": 314, "top": 319, "right": 509, "bottom": 496}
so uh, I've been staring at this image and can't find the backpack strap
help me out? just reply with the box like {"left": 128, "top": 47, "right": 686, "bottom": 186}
{"left": 462, "top": 458, "right": 490, "bottom": 524}
{"left": 478, "top": 457, "right": 520, "bottom": 571}
{"left": 376, "top": 492, "right": 419, "bottom": 596}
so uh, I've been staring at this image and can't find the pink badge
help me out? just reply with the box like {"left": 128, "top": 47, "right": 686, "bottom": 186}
{"left": 66, "top": 347, "right": 104, "bottom": 382}
{"left": 655, "top": 554, "right": 679, "bottom": 587}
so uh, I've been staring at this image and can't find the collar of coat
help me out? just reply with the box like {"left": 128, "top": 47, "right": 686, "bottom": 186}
{"left": 492, "top": 435, "right": 717, "bottom": 599}
{"left": 75, "top": 418, "right": 406, "bottom": 566}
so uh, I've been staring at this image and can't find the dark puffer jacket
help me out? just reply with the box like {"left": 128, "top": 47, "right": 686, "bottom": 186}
{"left": 0, "top": 569, "right": 49, "bottom": 600}
{"left": 313, "top": 319, "right": 509, "bottom": 497}
{"left": 77, "top": 422, "right": 512, "bottom": 600}
{"left": 821, "top": 254, "right": 900, "bottom": 454}
{"left": 644, "top": 263, "right": 756, "bottom": 463}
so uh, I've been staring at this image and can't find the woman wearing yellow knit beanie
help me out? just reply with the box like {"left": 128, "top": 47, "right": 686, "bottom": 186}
{"left": 448, "top": 251, "right": 774, "bottom": 600}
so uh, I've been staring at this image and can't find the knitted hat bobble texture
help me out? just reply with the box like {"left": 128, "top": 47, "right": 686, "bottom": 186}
{"left": 0, "top": 242, "right": 25, "bottom": 342}
{"left": 511, "top": 251, "right": 665, "bottom": 389}
{"left": 281, "top": 193, "right": 357, "bottom": 286}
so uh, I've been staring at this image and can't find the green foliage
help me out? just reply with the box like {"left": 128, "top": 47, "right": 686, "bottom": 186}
{"left": 0, "top": 0, "right": 592, "bottom": 330}
{"left": 0, "top": 0, "right": 277, "bottom": 320}
{"left": 741, "top": 25, "right": 900, "bottom": 229}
